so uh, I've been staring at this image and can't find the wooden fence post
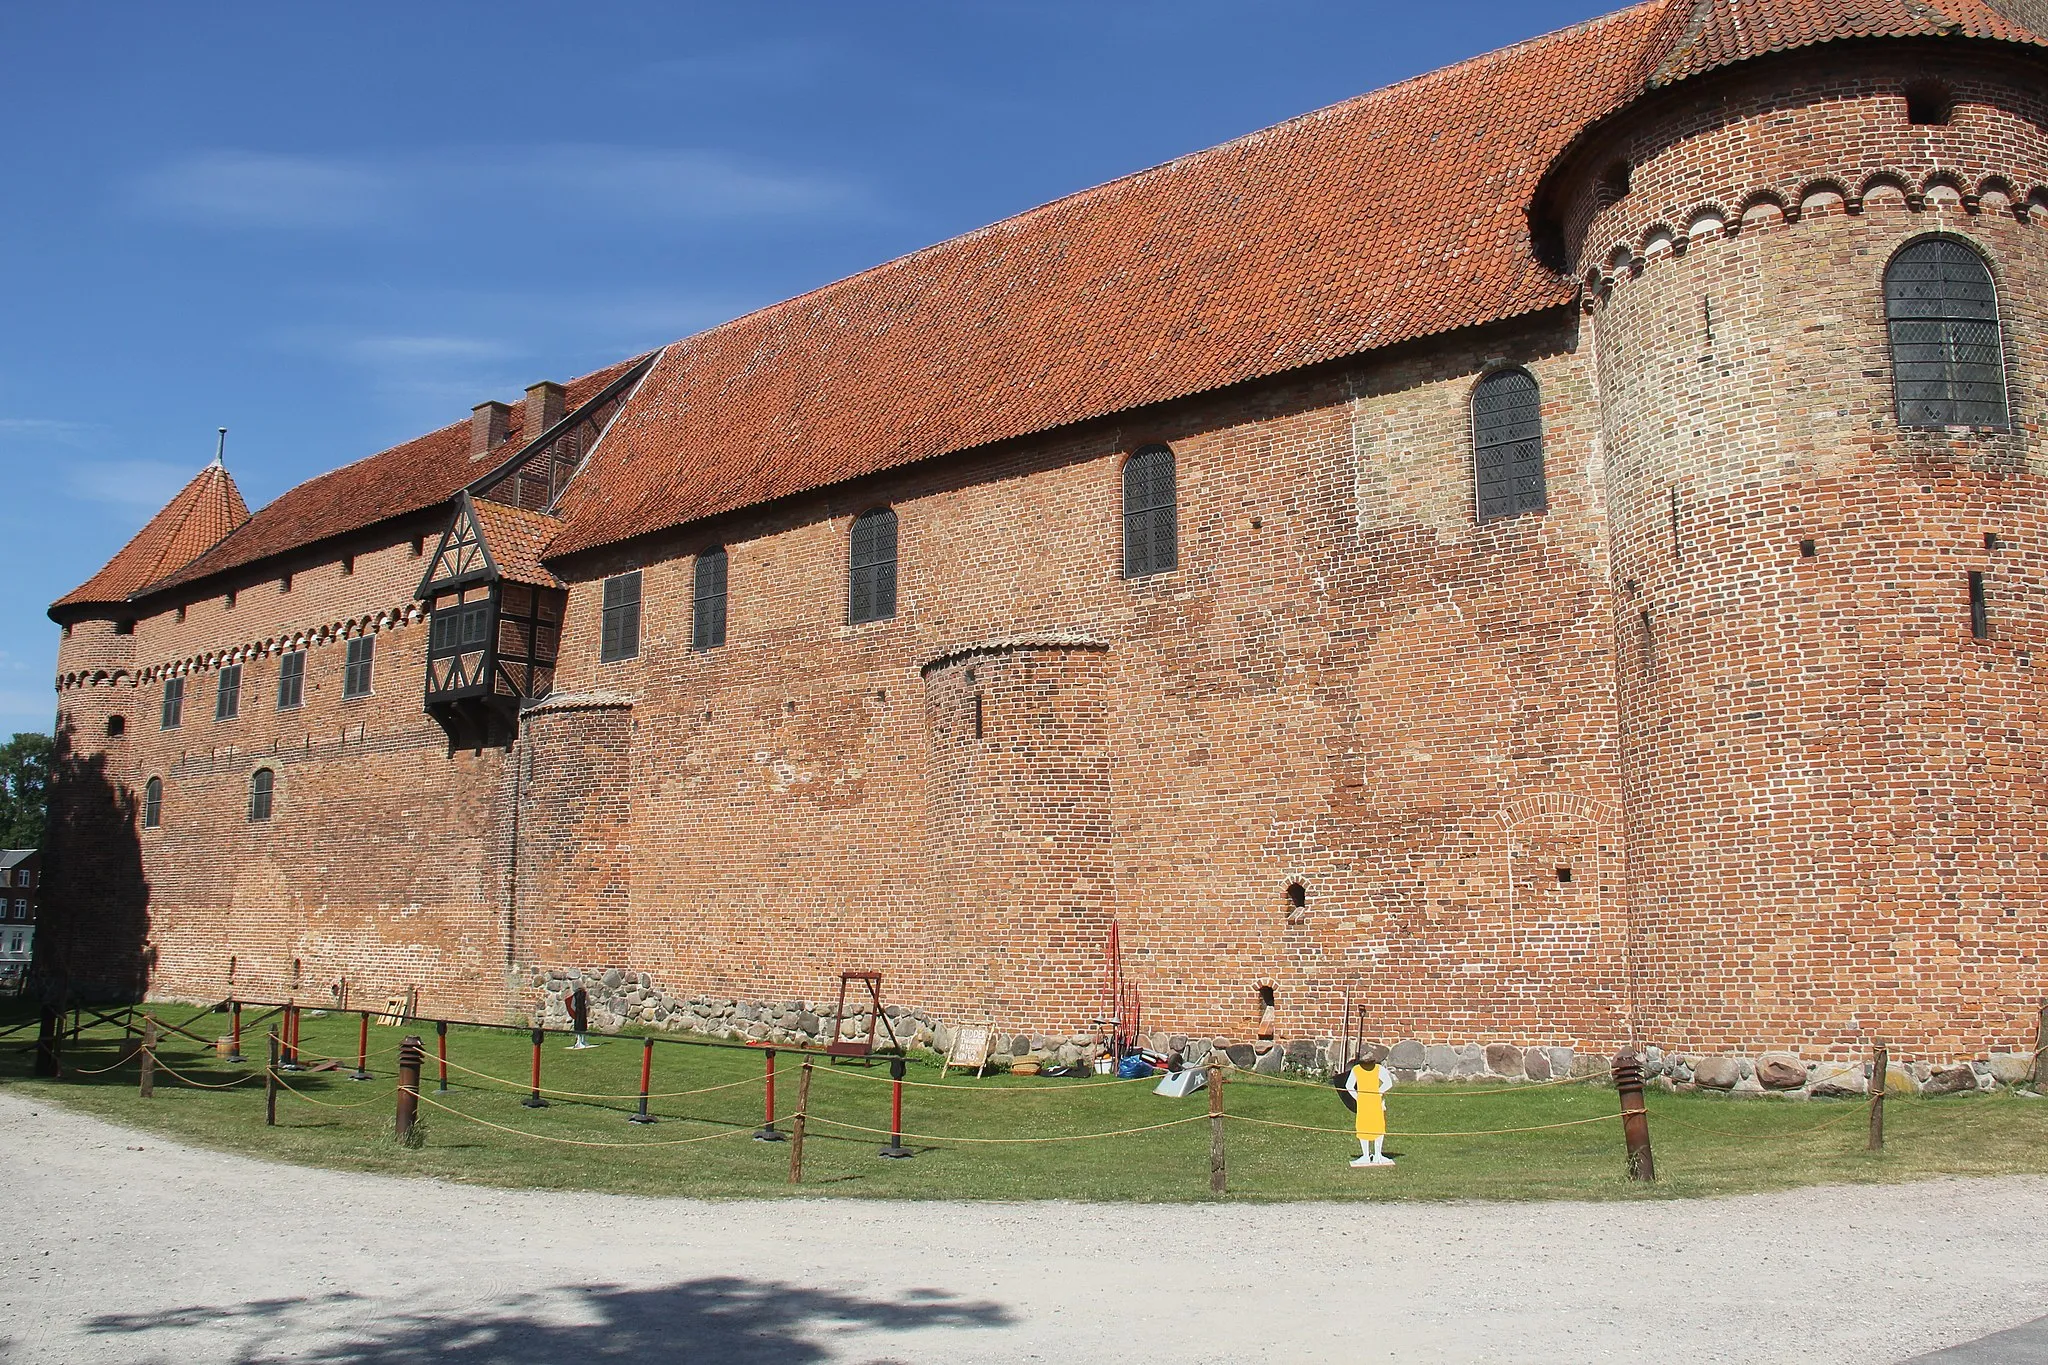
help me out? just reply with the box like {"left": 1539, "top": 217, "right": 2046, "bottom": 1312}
{"left": 139, "top": 1014, "right": 156, "bottom": 1098}
{"left": 1613, "top": 1050, "right": 1654, "bottom": 1182}
{"left": 1207, "top": 1062, "right": 1226, "bottom": 1195}
{"left": 1868, "top": 1040, "right": 1887, "bottom": 1152}
{"left": 788, "top": 1057, "right": 814, "bottom": 1185}
{"left": 265, "top": 1026, "right": 279, "bottom": 1126}
{"left": 394, "top": 1035, "right": 423, "bottom": 1143}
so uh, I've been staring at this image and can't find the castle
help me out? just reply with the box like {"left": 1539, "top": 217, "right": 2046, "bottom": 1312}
{"left": 42, "top": 0, "right": 2048, "bottom": 1065}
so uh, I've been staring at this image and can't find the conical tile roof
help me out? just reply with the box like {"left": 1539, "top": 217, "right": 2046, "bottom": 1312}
{"left": 51, "top": 462, "right": 250, "bottom": 614}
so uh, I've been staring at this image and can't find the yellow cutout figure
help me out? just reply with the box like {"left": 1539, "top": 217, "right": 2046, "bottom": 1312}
{"left": 1346, "top": 1054, "right": 1395, "bottom": 1167}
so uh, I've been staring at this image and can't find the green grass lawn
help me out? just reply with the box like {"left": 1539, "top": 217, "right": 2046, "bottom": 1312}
{"left": 3, "top": 1001, "right": 2043, "bottom": 1202}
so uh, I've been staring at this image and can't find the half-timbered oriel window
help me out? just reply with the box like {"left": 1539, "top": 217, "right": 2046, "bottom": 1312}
{"left": 161, "top": 677, "right": 184, "bottom": 731}
{"left": 1473, "top": 368, "right": 1546, "bottom": 523}
{"left": 693, "top": 548, "right": 728, "bottom": 650}
{"left": 247, "top": 768, "right": 275, "bottom": 822}
{"left": 215, "top": 664, "right": 241, "bottom": 721}
{"left": 849, "top": 509, "right": 897, "bottom": 623}
{"left": 418, "top": 491, "right": 566, "bottom": 751}
{"left": 601, "top": 572, "right": 643, "bottom": 661}
{"left": 276, "top": 651, "right": 305, "bottom": 710}
{"left": 1122, "top": 445, "right": 1178, "bottom": 578}
{"left": 1886, "top": 237, "right": 2009, "bottom": 427}
{"left": 343, "top": 637, "right": 375, "bottom": 698}
{"left": 143, "top": 777, "right": 162, "bottom": 829}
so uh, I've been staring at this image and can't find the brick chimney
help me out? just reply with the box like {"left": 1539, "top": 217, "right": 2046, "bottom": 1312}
{"left": 471, "top": 400, "right": 512, "bottom": 457}
{"left": 525, "top": 381, "right": 566, "bottom": 441}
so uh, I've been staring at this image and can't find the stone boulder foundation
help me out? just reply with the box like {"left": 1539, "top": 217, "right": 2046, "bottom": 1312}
{"left": 1693, "top": 1056, "right": 1741, "bottom": 1089}
{"left": 1755, "top": 1054, "right": 1807, "bottom": 1090}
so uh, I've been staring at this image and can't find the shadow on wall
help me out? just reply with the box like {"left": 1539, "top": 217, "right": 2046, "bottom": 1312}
{"left": 84, "top": 1277, "right": 1014, "bottom": 1364}
{"left": 36, "top": 717, "right": 150, "bottom": 1003}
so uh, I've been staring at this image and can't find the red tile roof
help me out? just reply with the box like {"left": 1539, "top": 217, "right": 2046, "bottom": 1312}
{"left": 52, "top": 463, "right": 249, "bottom": 613}
{"left": 1646, "top": 0, "right": 2044, "bottom": 87}
{"left": 129, "top": 356, "right": 646, "bottom": 601}
{"left": 471, "top": 498, "right": 566, "bottom": 589}
{"left": 546, "top": 5, "right": 1683, "bottom": 558}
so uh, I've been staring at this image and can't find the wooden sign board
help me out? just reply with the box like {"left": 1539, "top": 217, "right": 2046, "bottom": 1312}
{"left": 943, "top": 1023, "right": 997, "bottom": 1077}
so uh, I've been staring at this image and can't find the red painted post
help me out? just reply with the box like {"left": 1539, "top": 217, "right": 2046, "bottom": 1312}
{"left": 227, "top": 1001, "right": 244, "bottom": 1064}
{"left": 350, "top": 1011, "right": 371, "bottom": 1081}
{"left": 1614, "top": 1050, "right": 1656, "bottom": 1182}
{"left": 879, "top": 1054, "right": 912, "bottom": 1159}
{"left": 754, "top": 1048, "right": 785, "bottom": 1141}
{"left": 629, "top": 1037, "right": 656, "bottom": 1124}
{"left": 281, "top": 1003, "right": 300, "bottom": 1071}
{"left": 435, "top": 1018, "right": 449, "bottom": 1093}
{"left": 522, "top": 1026, "right": 549, "bottom": 1108}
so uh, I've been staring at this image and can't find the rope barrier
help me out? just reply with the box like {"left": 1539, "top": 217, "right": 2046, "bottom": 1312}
{"left": 803, "top": 1113, "right": 1212, "bottom": 1145}
{"left": 1223, "top": 1111, "right": 1625, "bottom": 1138}
{"left": 434, "top": 1053, "right": 766, "bottom": 1101}
{"left": 61, "top": 1048, "right": 142, "bottom": 1076}
{"left": 1653, "top": 1100, "right": 1873, "bottom": 1141}
{"left": 149, "top": 1057, "right": 264, "bottom": 1090}
{"left": 274, "top": 1074, "right": 397, "bottom": 1110}
{"left": 810, "top": 1066, "right": 1160, "bottom": 1094}
{"left": 414, "top": 1093, "right": 761, "bottom": 1148}
{"left": 1218, "top": 1061, "right": 1615, "bottom": 1097}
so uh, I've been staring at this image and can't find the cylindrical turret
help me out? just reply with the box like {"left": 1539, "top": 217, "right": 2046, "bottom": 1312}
{"left": 1560, "top": 46, "right": 2048, "bottom": 1057}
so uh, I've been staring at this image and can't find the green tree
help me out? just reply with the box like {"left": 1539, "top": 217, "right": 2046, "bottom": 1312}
{"left": 0, "top": 732, "right": 52, "bottom": 850}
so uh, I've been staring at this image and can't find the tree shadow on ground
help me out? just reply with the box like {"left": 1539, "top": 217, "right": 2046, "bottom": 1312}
{"left": 85, "top": 1276, "right": 1013, "bottom": 1364}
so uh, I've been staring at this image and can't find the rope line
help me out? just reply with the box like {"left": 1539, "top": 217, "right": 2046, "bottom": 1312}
{"left": 414, "top": 1094, "right": 759, "bottom": 1148}
{"left": 1223, "top": 1111, "right": 1625, "bottom": 1138}
{"left": 62, "top": 1048, "right": 142, "bottom": 1076}
{"left": 149, "top": 1056, "right": 264, "bottom": 1090}
{"left": 801, "top": 1113, "right": 1212, "bottom": 1144}
{"left": 1218, "top": 1061, "right": 1615, "bottom": 1098}
{"left": 435, "top": 1054, "right": 765, "bottom": 1101}
{"left": 274, "top": 1074, "right": 397, "bottom": 1109}
{"left": 1653, "top": 1101, "right": 1872, "bottom": 1140}
{"left": 812, "top": 1067, "right": 1159, "bottom": 1093}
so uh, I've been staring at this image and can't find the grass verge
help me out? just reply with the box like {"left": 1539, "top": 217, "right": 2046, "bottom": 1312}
{"left": 3, "top": 1002, "right": 2044, "bottom": 1201}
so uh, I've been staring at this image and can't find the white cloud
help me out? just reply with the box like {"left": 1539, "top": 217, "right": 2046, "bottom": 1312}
{"left": 63, "top": 459, "right": 194, "bottom": 511}
{"left": 0, "top": 418, "right": 95, "bottom": 448}
{"left": 129, "top": 144, "right": 870, "bottom": 233}
{"left": 130, "top": 150, "right": 393, "bottom": 230}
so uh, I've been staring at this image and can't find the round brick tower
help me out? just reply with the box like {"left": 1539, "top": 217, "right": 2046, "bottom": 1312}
{"left": 1542, "top": 33, "right": 2048, "bottom": 1058}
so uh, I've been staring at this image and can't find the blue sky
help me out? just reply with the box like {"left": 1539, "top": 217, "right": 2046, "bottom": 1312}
{"left": 0, "top": 0, "right": 1610, "bottom": 738}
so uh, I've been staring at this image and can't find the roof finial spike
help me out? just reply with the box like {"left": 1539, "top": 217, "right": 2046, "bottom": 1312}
{"left": 210, "top": 428, "right": 227, "bottom": 470}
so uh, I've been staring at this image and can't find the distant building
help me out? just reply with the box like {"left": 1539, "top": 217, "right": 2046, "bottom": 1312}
{"left": 0, "top": 850, "right": 38, "bottom": 987}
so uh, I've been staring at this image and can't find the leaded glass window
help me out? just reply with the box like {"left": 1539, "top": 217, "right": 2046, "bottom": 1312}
{"left": 248, "top": 768, "right": 274, "bottom": 822}
{"left": 849, "top": 509, "right": 897, "bottom": 624}
{"left": 693, "top": 548, "right": 728, "bottom": 650}
{"left": 1122, "top": 446, "right": 1178, "bottom": 578}
{"left": 1473, "top": 368, "right": 1546, "bottom": 523}
{"left": 1886, "top": 238, "right": 2008, "bottom": 428}
{"left": 601, "top": 572, "right": 642, "bottom": 662}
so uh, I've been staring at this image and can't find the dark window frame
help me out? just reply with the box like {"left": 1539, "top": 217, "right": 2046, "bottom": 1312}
{"left": 601, "top": 571, "right": 643, "bottom": 662}
{"left": 247, "top": 768, "right": 275, "bottom": 822}
{"left": 276, "top": 651, "right": 305, "bottom": 710}
{"left": 693, "top": 548, "right": 728, "bottom": 650}
{"left": 215, "top": 664, "right": 242, "bottom": 721}
{"left": 1472, "top": 367, "right": 1548, "bottom": 523}
{"left": 848, "top": 509, "right": 898, "bottom": 624}
{"left": 1885, "top": 235, "right": 2010, "bottom": 429}
{"left": 161, "top": 676, "right": 185, "bottom": 730}
{"left": 143, "top": 777, "right": 162, "bottom": 829}
{"left": 342, "top": 636, "right": 375, "bottom": 699}
{"left": 1122, "top": 445, "right": 1179, "bottom": 579}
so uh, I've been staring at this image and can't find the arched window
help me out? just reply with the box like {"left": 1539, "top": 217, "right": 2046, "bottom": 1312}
{"left": 849, "top": 508, "right": 897, "bottom": 624}
{"left": 1886, "top": 238, "right": 2008, "bottom": 428}
{"left": 693, "top": 547, "right": 728, "bottom": 649}
{"left": 143, "top": 777, "right": 162, "bottom": 829}
{"left": 1122, "top": 445, "right": 1178, "bottom": 578}
{"left": 247, "top": 768, "right": 275, "bottom": 822}
{"left": 1472, "top": 368, "right": 1546, "bottom": 523}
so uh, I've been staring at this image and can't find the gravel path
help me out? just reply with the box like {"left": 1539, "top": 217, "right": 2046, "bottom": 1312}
{"left": 4, "top": 1091, "right": 2045, "bottom": 1364}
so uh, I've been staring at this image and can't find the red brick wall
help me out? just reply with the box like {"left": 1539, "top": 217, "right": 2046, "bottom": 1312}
{"left": 1575, "top": 54, "right": 2048, "bottom": 1057}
